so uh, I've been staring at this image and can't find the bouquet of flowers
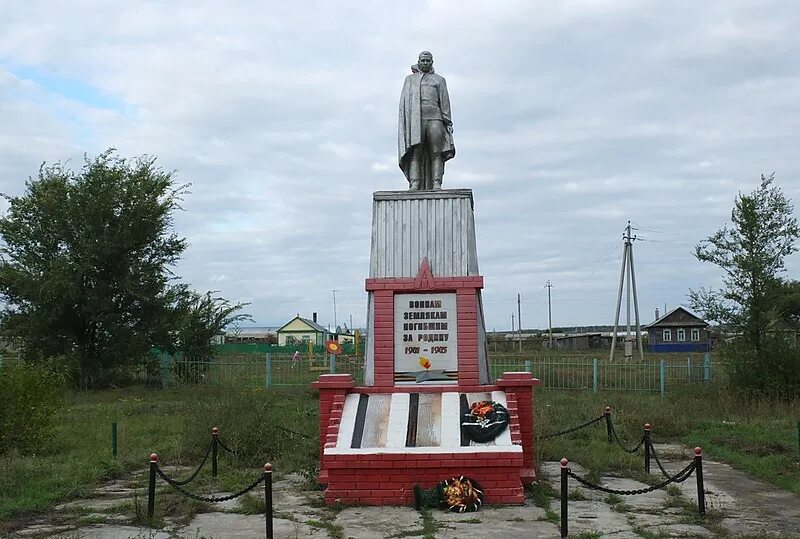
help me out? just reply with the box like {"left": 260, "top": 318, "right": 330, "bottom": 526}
{"left": 438, "top": 476, "right": 484, "bottom": 512}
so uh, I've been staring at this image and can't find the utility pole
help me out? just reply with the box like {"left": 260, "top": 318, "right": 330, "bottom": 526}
{"left": 349, "top": 314, "right": 353, "bottom": 333}
{"left": 511, "top": 313, "right": 515, "bottom": 333}
{"left": 332, "top": 289, "right": 339, "bottom": 330}
{"left": 517, "top": 293, "right": 522, "bottom": 353}
{"left": 545, "top": 281, "right": 554, "bottom": 348}
{"left": 610, "top": 221, "right": 644, "bottom": 361}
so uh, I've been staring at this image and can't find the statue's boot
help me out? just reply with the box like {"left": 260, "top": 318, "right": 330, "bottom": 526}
{"left": 409, "top": 179, "right": 420, "bottom": 190}
{"left": 431, "top": 158, "right": 444, "bottom": 190}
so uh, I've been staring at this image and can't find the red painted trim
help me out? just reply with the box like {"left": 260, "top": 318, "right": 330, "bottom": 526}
{"left": 366, "top": 276, "right": 484, "bottom": 292}
{"left": 351, "top": 384, "right": 499, "bottom": 394}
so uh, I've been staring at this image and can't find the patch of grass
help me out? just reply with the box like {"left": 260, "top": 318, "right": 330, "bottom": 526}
{"left": 0, "top": 385, "right": 318, "bottom": 532}
{"left": 236, "top": 492, "right": 265, "bottom": 515}
{"left": 535, "top": 387, "right": 800, "bottom": 494}
{"left": 631, "top": 525, "right": 670, "bottom": 539}
{"left": 306, "top": 518, "right": 344, "bottom": 539}
{"left": 683, "top": 419, "right": 800, "bottom": 495}
{"left": 575, "top": 532, "right": 602, "bottom": 539}
{"left": 461, "top": 517, "right": 481, "bottom": 523}
{"left": 76, "top": 514, "right": 108, "bottom": 525}
{"left": 604, "top": 493, "right": 623, "bottom": 505}
{"left": 568, "top": 487, "right": 588, "bottom": 500}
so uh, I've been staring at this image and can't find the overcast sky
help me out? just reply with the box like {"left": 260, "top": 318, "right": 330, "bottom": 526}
{"left": 1, "top": 1, "right": 798, "bottom": 331}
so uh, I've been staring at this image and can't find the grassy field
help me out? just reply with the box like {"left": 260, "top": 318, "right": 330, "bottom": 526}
{"left": 1, "top": 381, "right": 798, "bottom": 531}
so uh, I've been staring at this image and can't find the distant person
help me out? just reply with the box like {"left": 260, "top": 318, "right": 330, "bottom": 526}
{"left": 292, "top": 350, "right": 301, "bottom": 368}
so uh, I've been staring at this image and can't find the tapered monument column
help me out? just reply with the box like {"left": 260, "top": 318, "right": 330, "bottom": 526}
{"left": 364, "top": 189, "right": 491, "bottom": 387}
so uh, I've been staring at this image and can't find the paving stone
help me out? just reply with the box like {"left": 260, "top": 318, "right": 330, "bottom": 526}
{"left": 539, "top": 460, "right": 589, "bottom": 479}
{"left": 551, "top": 499, "right": 634, "bottom": 537}
{"left": 180, "top": 511, "right": 319, "bottom": 538}
{"left": 91, "top": 483, "right": 138, "bottom": 498}
{"left": 626, "top": 511, "right": 679, "bottom": 528}
{"left": 595, "top": 476, "right": 669, "bottom": 509}
{"left": 11, "top": 524, "right": 75, "bottom": 537}
{"left": 334, "top": 506, "right": 423, "bottom": 538}
{"left": 435, "top": 503, "right": 559, "bottom": 538}
{"left": 51, "top": 525, "right": 170, "bottom": 538}
{"left": 654, "top": 523, "right": 715, "bottom": 537}
{"left": 55, "top": 498, "right": 133, "bottom": 512}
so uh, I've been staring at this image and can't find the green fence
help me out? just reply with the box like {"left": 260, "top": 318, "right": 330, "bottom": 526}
{"left": 161, "top": 351, "right": 715, "bottom": 395}
{"left": 490, "top": 354, "right": 714, "bottom": 395}
{"left": 159, "top": 351, "right": 365, "bottom": 389}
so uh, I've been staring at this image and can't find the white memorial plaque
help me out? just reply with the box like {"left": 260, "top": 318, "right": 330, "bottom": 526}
{"left": 394, "top": 293, "right": 457, "bottom": 383}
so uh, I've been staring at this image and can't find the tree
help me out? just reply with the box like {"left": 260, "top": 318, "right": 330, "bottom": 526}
{"left": 173, "top": 290, "right": 252, "bottom": 361}
{"left": 689, "top": 174, "right": 799, "bottom": 352}
{"left": 0, "top": 150, "right": 191, "bottom": 385}
{"left": 690, "top": 174, "right": 800, "bottom": 397}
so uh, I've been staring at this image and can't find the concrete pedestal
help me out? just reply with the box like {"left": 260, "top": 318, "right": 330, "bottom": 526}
{"left": 313, "top": 189, "right": 539, "bottom": 506}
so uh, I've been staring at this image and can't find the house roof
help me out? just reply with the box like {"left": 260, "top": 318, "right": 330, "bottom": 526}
{"left": 642, "top": 306, "right": 708, "bottom": 329}
{"left": 276, "top": 316, "right": 327, "bottom": 334}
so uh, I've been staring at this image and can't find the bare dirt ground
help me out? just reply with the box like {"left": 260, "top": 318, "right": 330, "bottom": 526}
{"left": 7, "top": 445, "right": 800, "bottom": 538}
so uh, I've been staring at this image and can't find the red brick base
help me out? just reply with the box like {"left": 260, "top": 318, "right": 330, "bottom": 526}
{"left": 322, "top": 451, "right": 525, "bottom": 505}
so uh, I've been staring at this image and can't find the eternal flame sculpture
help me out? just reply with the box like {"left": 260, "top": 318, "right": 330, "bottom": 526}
{"left": 398, "top": 51, "right": 455, "bottom": 191}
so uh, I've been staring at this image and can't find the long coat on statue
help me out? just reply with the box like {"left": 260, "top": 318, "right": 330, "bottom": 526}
{"left": 398, "top": 66, "right": 456, "bottom": 187}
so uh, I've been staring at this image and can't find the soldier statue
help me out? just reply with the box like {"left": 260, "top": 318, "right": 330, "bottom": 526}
{"left": 398, "top": 51, "right": 456, "bottom": 190}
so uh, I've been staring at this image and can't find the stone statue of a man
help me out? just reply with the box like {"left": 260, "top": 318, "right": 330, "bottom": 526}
{"left": 398, "top": 51, "right": 455, "bottom": 190}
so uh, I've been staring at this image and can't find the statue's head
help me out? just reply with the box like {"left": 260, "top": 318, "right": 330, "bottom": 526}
{"left": 418, "top": 51, "right": 433, "bottom": 73}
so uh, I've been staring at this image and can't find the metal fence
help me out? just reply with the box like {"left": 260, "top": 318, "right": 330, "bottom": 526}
{"left": 159, "top": 352, "right": 715, "bottom": 395}
{"left": 490, "top": 354, "right": 714, "bottom": 395}
{"left": 158, "top": 352, "right": 365, "bottom": 389}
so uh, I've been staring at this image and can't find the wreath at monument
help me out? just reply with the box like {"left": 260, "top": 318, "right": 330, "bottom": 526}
{"left": 461, "top": 400, "right": 510, "bottom": 443}
{"left": 438, "top": 476, "right": 485, "bottom": 512}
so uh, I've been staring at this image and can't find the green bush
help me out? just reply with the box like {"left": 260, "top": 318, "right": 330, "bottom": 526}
{"left": 0, "top": 361, "right": 65, "bottom": 454}
{"left": 721, "top": 336, "right": 800, "bottom": 398}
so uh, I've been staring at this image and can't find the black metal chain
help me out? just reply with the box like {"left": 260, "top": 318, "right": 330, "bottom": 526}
{"left": 609, "top": 420, "right": 646, "bottom": 454}
{"left": 217, "top": 438, "right": 238, "bottom": 455}
{"left": 542, "top": 414, "right": 605, "bottom": 440}
{"left": 169, "top": 441, "right": 213, "bottom": 486}
{"left": 566, "top": 460, "right": 696, "bottom": 496}
{"left": 156, "top": 466, "right": 265, "bottom": 503}
{"left": 648, "top": 442, "right": 675, "bottom": 479}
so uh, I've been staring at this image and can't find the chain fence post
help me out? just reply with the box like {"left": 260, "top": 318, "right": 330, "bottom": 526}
{"left": 112, "top": 421, "right": 118, "bottom": 459}
{"left": 147, "top": 453, "right": 158, "bottom": 520}
{"left": 703, "top": 353, "right": 711, "bottom": 383}
{"left": 264, "top": 462, "right": 274, "bottom": 539}
{"left": 604, "top": 407, "right": 612, "bottom": 444}
{"left": 560, "top": 458, "right": 569, "bottom": 538}
{"left": 643, "top": 423, "right": 651, "bottom": 473}
{"left": 687, "top": 357, "right": 692, "bottom": 381}
{"left": 329, "top": 351, "right": 336, "bottom": 374}
{"left": 592, "top": 358, "right": 598, "bottom": 393}
{"left": 659, "top": 359, "right": 665, "bottom": 397}
{"left": 694, "top": 447, "right": 705, "bottom": 515}
{"left": 212, "top": 427, "right": 219, "bottom": 477}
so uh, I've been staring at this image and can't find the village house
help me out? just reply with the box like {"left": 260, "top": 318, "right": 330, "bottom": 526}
{"left": 642, "top": 307, "right": 710, "bottom": 352}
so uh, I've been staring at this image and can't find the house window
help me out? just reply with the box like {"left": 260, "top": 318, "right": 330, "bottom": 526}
{"left": 691, "top": 329, "right": 700, "bottom": 341}
{"left": 677, "top": 329, "right": 685, "bottom": 342}
{"left": 663, "top": 329, "right": 672, "bottom": 342}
